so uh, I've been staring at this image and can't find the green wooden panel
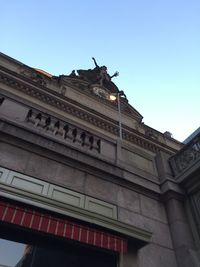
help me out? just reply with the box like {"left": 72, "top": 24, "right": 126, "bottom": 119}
{"left": 85, "top": 196, "right": 117, "bottom": 219}
{"left": 0, "top": 167, "right": 9, "bottom": 183}
{"left": 6, "top": 171, "right": 49, "bottom": 195}
{"left": 0, "top": 166, "right": 152, "bottom": 244}
{"left": 48, "top": 185, "right": 85, "bottom": 208}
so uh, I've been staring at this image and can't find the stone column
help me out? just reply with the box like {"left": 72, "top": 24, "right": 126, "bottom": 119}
{"left": 165, "top": 194, "right": 196, "bottom": 267}
{"left": 156, "top": 151, "right": 197, "bottom": 267}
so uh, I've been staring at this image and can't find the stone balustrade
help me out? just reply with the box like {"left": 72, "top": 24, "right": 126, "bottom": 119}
{"left": 26, "top": 109, "right": 101, "bottom": 153}
{"left": 169, "top": 132, "right": 200, "bottom": 177}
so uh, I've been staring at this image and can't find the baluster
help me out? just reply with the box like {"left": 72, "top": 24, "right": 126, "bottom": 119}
{"left": 34, "top": 113, "right": 42, "bottom": 127}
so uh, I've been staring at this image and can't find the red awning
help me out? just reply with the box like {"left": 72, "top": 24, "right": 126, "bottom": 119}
{"left": 0, "top": 199, "right": 127, "bottom": 253}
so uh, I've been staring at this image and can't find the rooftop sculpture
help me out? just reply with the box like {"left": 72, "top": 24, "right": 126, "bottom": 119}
{"left": 70, "top": 58, "right": 120, "bottom": 93}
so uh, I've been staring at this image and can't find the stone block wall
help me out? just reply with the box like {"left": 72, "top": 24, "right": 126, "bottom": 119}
{"left": 0, "top": 139, "right": 178, "bottom": 267}
{"left": 0, "top": 55, "right": 197, "bottom": 267}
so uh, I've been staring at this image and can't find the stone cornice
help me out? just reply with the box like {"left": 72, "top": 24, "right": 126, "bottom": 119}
{"left": 0, "top": 69, "right": 178, "bottom": 154}
{"left": 57, "top": 76, "right": 143, "bottom": 122}
{"left": 0, "top": 119, "right": 161, "bottom": 198}
{"left": 0, "top": 182, "right": 152, "bottom": 244}
{"left": 169, "top": 132, "right": 200, "bottom": 178}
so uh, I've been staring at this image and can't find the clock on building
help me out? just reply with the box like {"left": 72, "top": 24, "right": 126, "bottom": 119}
{"left": 92, "top": 86, "right": 110, "bottom": 100}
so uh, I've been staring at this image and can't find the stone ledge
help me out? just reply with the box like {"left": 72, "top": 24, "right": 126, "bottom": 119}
{"left": 0, "top": 71, "right": 179, "bottom": 154}
{"left": 0, "top": 181, "right": 152, "bottom": 246}
{"left": 0, "top": 119, "right": 161, "bottom": 195}
{"left": 0, "top": 166, "right": 117, "bottom": 220}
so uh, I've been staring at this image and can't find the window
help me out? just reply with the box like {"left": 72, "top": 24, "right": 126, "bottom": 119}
{"left": 0, "top": 223, "right": 117, "bottom": 267}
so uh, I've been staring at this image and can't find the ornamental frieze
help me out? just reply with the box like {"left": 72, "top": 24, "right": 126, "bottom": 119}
{"left": 26, "top": 109, "right": 101, "bottom": 153}
{"left": 20, "top": 68, "right": 47, "bottom": 86}
{"left": 0, "top": 71, "right": 176, "bottom": 154}
{"left": 169, "top": 133, "right": 200, "bottom": 176}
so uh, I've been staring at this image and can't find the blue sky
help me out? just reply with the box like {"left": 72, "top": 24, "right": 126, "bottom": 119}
{"left": 0, "top": 238, "right": 24, "bottom": 266}
{"left": 1, "top": 0, "right": 199, "bottom": 142}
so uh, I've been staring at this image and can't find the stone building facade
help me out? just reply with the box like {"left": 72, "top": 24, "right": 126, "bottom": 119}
{"left": 0, "top": 52, "right": 199, "bottom": 266}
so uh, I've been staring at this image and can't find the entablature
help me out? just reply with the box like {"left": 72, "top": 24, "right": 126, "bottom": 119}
{"left": 0, "top": 166, "right": 152, "bottom": 248}
{"left": 0, "top": 71, "right": 180, "bottom": 156}
{"left": 0, "top": 52, "right": 182, "bottom": 157}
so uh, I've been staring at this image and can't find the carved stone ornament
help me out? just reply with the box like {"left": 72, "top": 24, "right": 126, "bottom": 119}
{"left": 20, "top": 68, "right": 47, "bottom": 86}
{"left": 92, "top": 85, "right": 111, "bottom": 100}
{"left": 145, "top": 128, "right": 159, "bottom": 140}
{"left": 63, "top": 58, "right": 120, "bottom": 93}
{"left": 0, "top": 66, "right": 177, "bottom": 155}
{"left": 170, "top": 134, "right": 200, "bottom": 175}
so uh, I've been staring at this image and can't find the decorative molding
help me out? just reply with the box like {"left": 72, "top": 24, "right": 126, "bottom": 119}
{"left": 0, "top": 70, "right": 178, "bottom": 154}
{"left": 169, "top": 132, "right": 200, "bottom": 177}
{"left": 85, "top": 196, "right": 117, "bottom": 219}
{"left": 0, "top": 167, "right": 9, "bottom": 183}
{"left": 0, "top": 166, "right": 117, "bottom": 219}
{"left": 145, "top": 128, "right": 159, "bottom": 140}
{"left": 59, "top": 76, "right": 143, "bottom": 121}
{"left": 7, "top": 171, "right": 50, "bottom": 195}
{"left": 0, "top": 119, "right": 162, "bottom": 199}
{"left": 48, "top": 184, "right": 85, "bottom": 209}
{"left": 26, "top": 108, "right": 101, "bottom": 153}
{"left": 0, "top": 166, "right": 152, "bottom": 244}
{"left": 20, "top": 68, "right": 47, "bottom": 86}
{"left": 0, "top": 183, "right": 151, "bottom": 244}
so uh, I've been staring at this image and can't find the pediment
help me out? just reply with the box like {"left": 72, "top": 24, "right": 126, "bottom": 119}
{"left": 54, "top": 75, "right": 143, "bottom": 122}
{"left": 16, "top": 60, "right": 143, "bottom": 123}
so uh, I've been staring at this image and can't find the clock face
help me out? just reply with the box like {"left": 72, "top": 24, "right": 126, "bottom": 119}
{"left": 92, "top": 86, "right": 110, "bottom": 99}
